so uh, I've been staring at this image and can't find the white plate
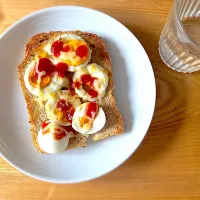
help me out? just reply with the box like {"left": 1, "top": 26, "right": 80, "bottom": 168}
{"left": 0, "top": 6, "right": 156, "bottom": 183}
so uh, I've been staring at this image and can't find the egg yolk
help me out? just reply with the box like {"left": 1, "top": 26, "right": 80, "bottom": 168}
{"left": 79, "top": 116, "right": 90, "bottom": 127}
{"left": 36, "top": 48, "right": 50, "bottom": 58}
{"left": 55, "top": 99, "right": 75, "bottom": 123}
{"left": 28, "top": 70, "right": 51, "bottom": 88}
{"left": 78, "top": 102, "right": 99, "bottom": 128}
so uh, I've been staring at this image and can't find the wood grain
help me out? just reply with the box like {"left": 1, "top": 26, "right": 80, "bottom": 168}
{"left": 1, "top": 0, "right": 200, "bottom": 199}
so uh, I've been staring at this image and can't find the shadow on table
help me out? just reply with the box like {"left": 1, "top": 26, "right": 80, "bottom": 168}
{"left": 93, "top": 24, "right": 190, "bottom": 182}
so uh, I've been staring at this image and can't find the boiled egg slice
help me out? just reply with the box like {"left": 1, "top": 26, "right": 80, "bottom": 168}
{"left": 45, "top": 90, "right": 81, "bottom": 126}
{"left": 43, "top": 34, "right": 92, "bottom": 72}
{"left": 72, "top": 102, "right": 106, "bottom": 135}
{"left": 24, "top": 57, "right": 69, "bottom": 101}
{"left": 73, "top": 63, "right": 108, "bottom": 101}
{"left": 37, "top": 120, "right": 75, "bottom": 154}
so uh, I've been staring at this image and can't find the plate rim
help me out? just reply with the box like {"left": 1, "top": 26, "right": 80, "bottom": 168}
{"left": 0, "top": 5, "right": 156, "bottom": 183}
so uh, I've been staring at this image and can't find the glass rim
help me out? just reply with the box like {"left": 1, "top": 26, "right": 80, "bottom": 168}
{"left": 175, "top": 0, "right": 200, "bottom": 49}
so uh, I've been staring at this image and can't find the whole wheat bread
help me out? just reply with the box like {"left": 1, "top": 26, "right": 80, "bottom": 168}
{"left": 18, "top": 31, "right": 124, "bottom": 153}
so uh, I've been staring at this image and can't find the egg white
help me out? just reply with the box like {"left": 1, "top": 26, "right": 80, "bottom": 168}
{"left": 37, "top": 121, "right": 72, "bottom": 154}
{"left": 72, "top": 102, "right": 106, "bottom": 135}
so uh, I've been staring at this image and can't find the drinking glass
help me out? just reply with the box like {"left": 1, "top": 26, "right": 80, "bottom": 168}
{"left": 159, "top": 0, "right": 200, "bottom": 73}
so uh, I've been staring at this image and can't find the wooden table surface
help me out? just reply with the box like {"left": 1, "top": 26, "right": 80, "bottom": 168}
{"left": 1, "top": 0, "right": 200, "bottom": 199}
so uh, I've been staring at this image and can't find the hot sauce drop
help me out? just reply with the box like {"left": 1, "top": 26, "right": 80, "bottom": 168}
{"left": 56, "top": 99, "right": 75, "bottom": 123}
{"left": 41, "top": 121, "right": 50, "bottom": 135}
{"left": 42, "top": 121, "right": 50, "bottom": 129}
{"left": 88, "top": 89, "right": 98, "bottom": 98}
{"left": 79, "top": 74, "right": 98, "bottom": 97}
{"left": 56, "top": 63, "right": 68, "bottom": 78}
{"left": 54, "top": 130, "right": 66, "bottom": 140}
{"left": 37, "top": 58, "right": 55, "bottom": 76}
{"left": 86, "top": 102, "right": 99, "bottom": 119}
{"left": 51, "top": 40, "right": 64, "bottom": 57}
{"left": 41, "top": 121, "right": 70, "bottom": 140}
{"left": 72, "top": 81, "right": 81, "bottom": 89}
{"left": 62, "top": 45, "right": 70, "bottom": 52}
{"left": 80, "top": 74, "right": 97, "bottom": 87}
{"left": 76, "top": 45, "right": 88, "bottom": 58}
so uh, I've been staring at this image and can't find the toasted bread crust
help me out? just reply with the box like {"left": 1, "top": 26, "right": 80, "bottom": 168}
{"left": 18, "top": 31, "right": 124, "bottom": 153}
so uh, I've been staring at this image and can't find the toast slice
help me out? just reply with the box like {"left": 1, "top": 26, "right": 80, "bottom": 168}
{"left": 18, "top": 31, "right": 124, "bottom": 153}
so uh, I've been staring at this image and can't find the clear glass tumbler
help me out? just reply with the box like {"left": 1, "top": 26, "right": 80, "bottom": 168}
{"left": 159, "top": 0, "right": 200, "bottom": 73}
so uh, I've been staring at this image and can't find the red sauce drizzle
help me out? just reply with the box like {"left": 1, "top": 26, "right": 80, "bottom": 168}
{"left": 41, "top": 121, "right": 50, "bottom": 135}
{"left": 72, "top": 81, "right": 81, "bottom": 89}
{"left": 42, "top": 121, "right": 50, "bottom": 129}
{"left": 56, "top": 99, "right": 75, "bottom": 123}
{"left": 37, "top": 58, "right": 55, "bottom": 76}
{"left": 54, "top": 129, "right": 66, "bottom": 140}
{"left": 51, "top": 40, "right": 64, "bottom": 57}
{"left": 88, "top": 90, "right": 98, "bottom": 98}
{"left": 80, "top": 74, "right": 97, "bottom": 87}
{"left": 76, "top": 45, "right": 88, "bottom": 58}
{"left": 65, "top": 72, "right": 98, "bottom": 98}
{"left": 57, "top": 99, "right": 70, "bottom": 111}
{"left": 79, "top": 74, "right": 98, "bottom": 97}
{"left": 90, "top": 78, "right": 98, "bottom": 87}
{"left": 56, "top": 63, "right": 68, "bottom": 78}
{"left": 51, "top": 40, "right": 88, "bottom": 58}
{"left": 41, "top": 121, "right": 73, "bottom": 140}
{"left": 86, "top": 102, "right": 99, "bottom": 119}
{"left": 80, "top": 74, "right": 90, "bottom": 83}
{"left": 34, "top": 58, "right": 69, "bottom": 79}
{"left": 62, "top": 45, "right": 70, "bottom": 52}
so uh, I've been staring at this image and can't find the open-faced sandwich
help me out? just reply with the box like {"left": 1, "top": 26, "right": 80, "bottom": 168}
{"left": 18, "top": 31, "right": 124, "bottom": 154}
